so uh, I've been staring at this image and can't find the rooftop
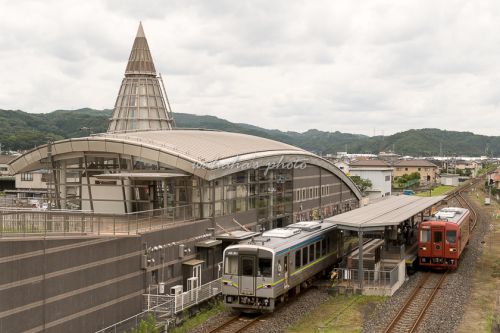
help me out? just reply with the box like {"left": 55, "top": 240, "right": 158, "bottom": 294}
{"left": 326, "top": 195, "right": 446, "bottom": 231}
{"left": 107, "top": 22, "right": 174, "bottom": 133}
{"left": 0, "top": 155, "right": 16, "bottom": 164}
{"left": 100, "top": 129, "right": 307, "bottom": 164}
{"left": 393, "top": 159, "right": 438, "bottom": 168}
{"left": 350, "top": 159, "right": 391, "bottom": 168}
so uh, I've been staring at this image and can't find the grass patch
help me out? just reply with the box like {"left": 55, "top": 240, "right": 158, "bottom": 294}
{"left": 457, "top": 189, "right": 500, "bottom": 333}
{"left": 287, "top": 295, "right": 386, "bottom": 333}
{"left": 169, "top": 301, "right": 226, "bottom": 333}
{"left": 416, "top": 185, "right": 454, "bottom": 197}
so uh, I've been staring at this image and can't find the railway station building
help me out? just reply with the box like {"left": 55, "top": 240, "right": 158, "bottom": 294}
{"left": 1, "top": 23, "right": 361, "bottom": 332}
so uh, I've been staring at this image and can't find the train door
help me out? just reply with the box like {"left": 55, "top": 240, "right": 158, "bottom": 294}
{"left": 284, "top": 254, "right": 289, "bottom": 289}
{"left": 431, "top": 227, "right": 444, "bottom": 257}
{"left": 239, "top": 255, "right": 256, "bottom": 296}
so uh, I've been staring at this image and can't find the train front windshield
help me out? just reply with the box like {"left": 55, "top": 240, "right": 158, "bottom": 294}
{"left": 224, "top": 248, "right": 274, "bottom": 277}
{"left": 225, "top": 255, "right": 238, "bottom": 275}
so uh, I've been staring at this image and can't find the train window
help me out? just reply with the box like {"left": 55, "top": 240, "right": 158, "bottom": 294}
{"left": 446, "top": 231, "right": 456, "bottom": 244}
{"left": 420, "top": 229, "right": 431, "bottom": 242}
{"left": 224, "top": 256, "right": 238, "bottom": 275}
{"left": 258, "top": 258, "right": 272, "bottom": 277}
{"left": 321, "top": 239, "right": 327, "bottom": 256}
{"left": 315, "top": 241, "right": 321, "bottom": 258}
{"left": 433, "top": 231, "right": 442, "bottom": 243}
{"left": 242, "top": 258, "right": 254, "bottom": 276}
{"left": 302, "top": 247, "right": 309, "bottom": 266}
{"left": 309, "top": 244, "right": 314, "bottom": 262}
{"left": 295, "top": 250, "right": 301, "bottom": 268}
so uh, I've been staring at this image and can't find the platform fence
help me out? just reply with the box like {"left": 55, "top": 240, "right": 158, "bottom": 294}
{"left": 333, "top": 265, "right": 399, "bottom": 288}
{"left": 0, "top": 204, "right": 199, "bottom": 237}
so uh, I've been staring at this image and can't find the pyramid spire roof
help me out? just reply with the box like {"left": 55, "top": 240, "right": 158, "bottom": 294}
{"left": 125, "top": 22, "right": 156, "bottom": 76}
{"left": 107, "top": 23, "right": 175, "bottom": 133}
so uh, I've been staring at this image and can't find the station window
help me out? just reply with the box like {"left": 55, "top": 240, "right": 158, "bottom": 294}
{"left": 420, "top": 229, "right": 431, "bottom": 242}
{"left": 302, "top": 247, "right": 309, "bottom": 266}
{"left": 295, "top": 250, "right": 301, "bottom": 269}
{"left": 446, "top": 231, "right": 456, "bottom": 244}
{"left": 21, "top": 173, "right": 33, "bottom": 181}
{"left": 224, "top": 256, "right": 238, "bottom": 275}
{"left": 309, "top": 244, "right": 314, "bottom": 262}
{"left": 258, "top": 258, "right": 272, "bottom": 277}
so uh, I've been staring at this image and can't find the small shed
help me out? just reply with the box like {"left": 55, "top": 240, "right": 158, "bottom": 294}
{"left": 440, "top": 173, "right": 459, "bottom": 186}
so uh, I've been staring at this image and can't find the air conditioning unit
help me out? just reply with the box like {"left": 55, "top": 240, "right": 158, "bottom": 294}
{"left": 187, "top": 277, "right": 198, "bottom": 291}
{"left": 170, "top": 285, "right": 183, "bottom": 296}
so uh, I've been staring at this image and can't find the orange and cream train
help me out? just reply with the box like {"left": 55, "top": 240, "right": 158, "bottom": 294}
{"left": 418, "top": 207, "right": 471, "bottom": 269}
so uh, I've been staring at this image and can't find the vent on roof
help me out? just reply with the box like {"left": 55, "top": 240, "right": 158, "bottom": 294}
{"left": 250, "top": 237, "right": 271, "bottom": 245}
{"left": 262, "top": 228, "right": 301, "bottom": 238}
{"left": 287, "top": 221, "right": 322, "bottom": 232}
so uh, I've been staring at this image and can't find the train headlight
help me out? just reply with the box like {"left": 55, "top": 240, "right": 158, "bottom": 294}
{"left": 420, "top": 246, "right": 427, "bottom": 251}
{"left": 264, "top": 284, "right": 272, "bottom": 289}
{"left": 449, "top": 248, "right": 457, "bottom": 252}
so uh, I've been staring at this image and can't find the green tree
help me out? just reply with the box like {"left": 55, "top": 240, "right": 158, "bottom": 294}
{"left": 131, "top": 314, "right": 158, "bottom": 333}
{"left": 349, "top": 176, "right": 372, "bottom": 196}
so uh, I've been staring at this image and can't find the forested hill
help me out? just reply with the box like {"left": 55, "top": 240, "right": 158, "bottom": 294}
{"left": 0, "top": 108, "right": 498, "bottom": 156}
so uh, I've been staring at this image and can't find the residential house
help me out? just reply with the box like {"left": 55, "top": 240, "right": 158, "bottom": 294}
{"left": 393, "top": 160, "right": 438, "bottom": 186}
{"left": 349, "top": 159, "right": 393, "bottom": 199}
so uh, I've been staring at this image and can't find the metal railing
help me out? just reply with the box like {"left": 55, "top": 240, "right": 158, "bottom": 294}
{"left": 94, "top": 303, "right": 173, "bottom": 333}
{"left": 334, "top": 266, "right": 399, "bottom": 288}
{"left": 0, "top": 204, "right": 199, "bottom": 237}
{"left": 144, "top": 278, "right": 222, "bottom": 315}
{"left": 96, "top": 279, "right": 222, "bottom": 333}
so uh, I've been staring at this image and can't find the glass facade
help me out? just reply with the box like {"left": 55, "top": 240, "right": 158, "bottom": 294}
{"left": 108, "top": 77, "right": 173, "bottom": 132}
{"left": 42, "top": 152, "right": 358, "bottom": 229}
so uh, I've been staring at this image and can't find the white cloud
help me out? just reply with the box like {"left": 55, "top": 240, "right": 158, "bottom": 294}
{"left": 0, "top": 0, "right": 499, "bottom": 136}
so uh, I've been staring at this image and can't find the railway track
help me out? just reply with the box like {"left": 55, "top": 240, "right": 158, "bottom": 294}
{"left": 383, "top": 271, "right": 448, "bottom": 333}
{"left": 382, "top": 177, "right": 482, "bottom": 333}
{"left": 455, "top": 182, "right": 479, "bottom": 230}
{"left": 208, "top": 313, "right": 264, "bottom": 333}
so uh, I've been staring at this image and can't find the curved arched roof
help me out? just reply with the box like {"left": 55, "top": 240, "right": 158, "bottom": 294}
{"left": 8, "top": 129, "right": 362, "bottom": 200}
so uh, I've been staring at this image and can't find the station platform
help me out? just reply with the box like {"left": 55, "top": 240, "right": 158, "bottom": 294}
{"left": 326, "top": 195, "right": 447, "bottom": 296}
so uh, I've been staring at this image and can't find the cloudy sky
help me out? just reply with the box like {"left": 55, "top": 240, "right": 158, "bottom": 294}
{"left": 0, "top": 0, "right": 499, "bottom": 136}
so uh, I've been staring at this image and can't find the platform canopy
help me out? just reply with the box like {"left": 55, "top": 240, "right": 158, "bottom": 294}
{"left": 326, "top": 195, "right": 446, "bottom": 232}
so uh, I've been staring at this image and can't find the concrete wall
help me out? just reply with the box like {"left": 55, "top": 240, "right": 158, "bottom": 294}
{"left": 0, "top": 218, "right": 216, "bottom": 333}
{"left": 15, "top": 172, "right": 47, "bottom": 190}
{"left": 293, "top": 165, "right": 358, "bottom": 221}
{"left": 81, "top": 177, "right": 132, "bottom": 214}
{"left": 0, "top": 236, "right": 143, "bottom": 333}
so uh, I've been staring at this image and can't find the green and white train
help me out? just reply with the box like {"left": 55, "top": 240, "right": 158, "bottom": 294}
{"left": 222, "top": 221, "right": 345, "bottom": 312}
